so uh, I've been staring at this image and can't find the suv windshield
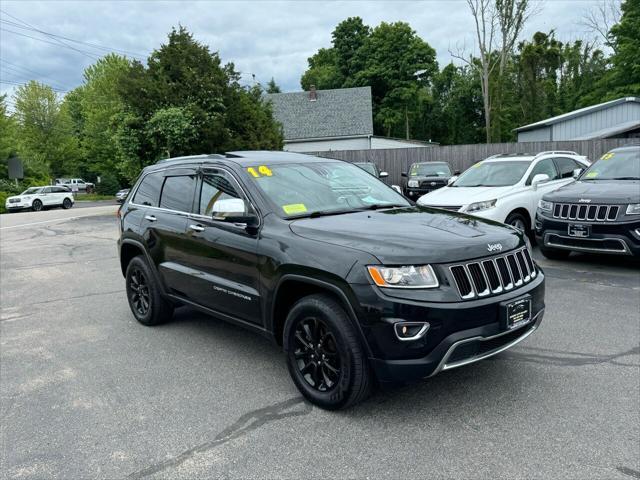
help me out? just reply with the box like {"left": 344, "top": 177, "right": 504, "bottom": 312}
{"left": 409, "top": 163, "right": 451, "bottom": 177}
{"left": 453, "top": 161, "right": 531, "bottom": 187}
{"left": 247, "top": 162, "right": 409, "bottom": 218}
{"left": 21, "top": 187, "right": 43, "bottom": 195}
{"left": 580, "top": 150, "right": 640, "bottom": 180}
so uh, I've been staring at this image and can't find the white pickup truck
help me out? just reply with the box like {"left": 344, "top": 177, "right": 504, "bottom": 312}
{"left": 55, "top": 178, "right": 95, "bottom": 192}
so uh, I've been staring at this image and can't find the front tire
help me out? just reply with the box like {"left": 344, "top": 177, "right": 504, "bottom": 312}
{"left": 31, "top": 199, "right": 43, "bottom": 212}
{"left": 125, "top": 255, "right": 174, "bottom": 326}
{"left": 62, "top": 198, "right": 72, "bottom": 209}
{"left": 283, "top": 294, "right": 372, "bottom": 410}
{"left": 539, "top": 244, "right": 571, "bottom": 260}
{"left": 505, "top": 212, "right": 529, "bottom": 235}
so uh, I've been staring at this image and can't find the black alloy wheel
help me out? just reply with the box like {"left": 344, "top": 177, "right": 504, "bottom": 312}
{"left": 284, "top": 294, "right": 372, "bottom": 410}
{"left": 125, "top": 255, "right": 174, "bottom": 326}
{"left": 62, "top": 198, "right": 72, "bottom": 209}
{"left": 292, "top": 317, "right": 341, "bottom": 392}
{"left": 32, "top": 199, "right": 43, "bottom": 212}
{"left": 128, "top": 267, "right": 151, "bottom": 316}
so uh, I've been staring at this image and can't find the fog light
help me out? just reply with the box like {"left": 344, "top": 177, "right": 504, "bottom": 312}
{"left": 394, "top": 322, "right": 430, "bottom": 341}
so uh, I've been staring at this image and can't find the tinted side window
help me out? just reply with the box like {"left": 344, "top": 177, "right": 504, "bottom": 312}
{"left": 527, "top": 159, "right": 558, "bottom": 185}
{"left": 159, "top": 175, "right": 196, "bottom": 212}
{"left": 132, "top": 172, "right": 164, "bottom": 207}
{"left": 51, "top": 187, "right": 66, "bottom": 193}
{"left": 42, "top": 187, "right": 51, "bottom": 194}
{"left": 555, "top": 157, "right": 581, "bottom": 178}
{"left": 199, "top": 173, "right": 250, "bottom": 217}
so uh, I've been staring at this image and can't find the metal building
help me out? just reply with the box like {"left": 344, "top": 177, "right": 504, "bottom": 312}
{"left": 515, "top": 97, "right": 640, "bottom": 142}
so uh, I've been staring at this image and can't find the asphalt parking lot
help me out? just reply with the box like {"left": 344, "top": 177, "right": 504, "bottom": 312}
{"left": 1, "top": 206, "right": 639, "bottom": 479}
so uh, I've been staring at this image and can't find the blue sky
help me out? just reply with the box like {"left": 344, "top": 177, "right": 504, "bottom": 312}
{"left": 0, "top": 0, "right": 612, "bottom": 102}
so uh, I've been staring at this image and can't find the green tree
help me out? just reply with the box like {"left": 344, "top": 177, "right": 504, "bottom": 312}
{"left": 300, "top": 48, "right": 343, "bottom": 90}
{"left": 146, "top": 107, "right": 197, "bottom": 158}
{"left": 117, "top": 26, "right": 282, "bottom": 176}
{"left": 0, "top": 95, "right": 19, "bottom": 178}
{"left": 12, "top": 81, "right": 80, "bottom": 178}
{"left": 603, "top": 0, "right": 640, "bottom": 97}
{"left": 332, "top": 17, "right": 370, "bottom": 80}
{"left": 265, "top": 77, "right": 281, "bottom": 93}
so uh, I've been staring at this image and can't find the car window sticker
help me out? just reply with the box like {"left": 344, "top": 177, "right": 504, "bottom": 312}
{"left": 282, "top": 203, "right": 307, "bottom": 215}
{"left": 585, "top": 171, "right": 599, "bottom": 178}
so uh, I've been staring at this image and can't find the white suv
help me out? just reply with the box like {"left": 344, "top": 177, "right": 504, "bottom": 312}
{"left": 416, "top": 151, "right": 591, "bottom": 234}
{"left": 5, "top": 186, "right": 75, "bottom": 212}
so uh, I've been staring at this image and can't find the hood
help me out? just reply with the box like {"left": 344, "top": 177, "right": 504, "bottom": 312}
{"left": 409, "top": 175, "right": 451, "bottom": 181}
{"left": 289, "top": 207, "right": 522, "bottom": 265}
{"left": 544, "top": 180, "right": 640, "bottom": 203}
{"left": 417, "top": 185, "right": 515, "bottom": 207}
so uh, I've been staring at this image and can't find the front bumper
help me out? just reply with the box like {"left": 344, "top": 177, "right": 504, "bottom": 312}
{"left": 405, "top": 186, "right": 445, "bottom": 199}
{"left": 535, "top": 213, "right": 640, "bottom": 256}
{"left": 351, "top": 272, "right": 545, "bottom": 382}
{"left": 5, "top": 202, "right": 30, "bottom": 210}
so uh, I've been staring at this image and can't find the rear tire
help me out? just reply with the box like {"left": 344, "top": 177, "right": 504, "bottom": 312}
{"left": 539, "top": 245, "right": 571, "bottom": 260}
{"left": 62, "top": 198, "right": 72, "bottom": 209}
{"left": 283, "top": 294, "right": 372, "bottom": 410}
{"left": 125, "top": 255, "right": 174, "bottom": 326}
{"left": 31, "top": 199, "right": 43, "bottom": 212}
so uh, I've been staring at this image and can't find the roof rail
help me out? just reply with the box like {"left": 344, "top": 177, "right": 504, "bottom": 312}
{"left": 485, "top": 153, "right": 533, "bottom": 160}
{"left": 155, "top": 154, "right": 226, "bottom": 164}
{"left": 535, "top": 150, "right": 579, "bottom": 157}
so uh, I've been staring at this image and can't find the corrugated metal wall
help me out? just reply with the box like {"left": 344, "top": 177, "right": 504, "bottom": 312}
{"left": 310, "top": 139, "right": 632, "bottom": 185}
{"left": 552, "top": 102, "right": 640, "bottom": 140}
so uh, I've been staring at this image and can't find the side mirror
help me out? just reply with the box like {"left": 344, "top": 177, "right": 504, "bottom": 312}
{"left": 531, "top": 173, "right": 550, "bottom": 189}
{"left": 447, "top": 176, "right": 458, "bottom": 186}
{"left": 454, "top": 170, "right": 461, "bottom": 176}
{"left": 401, "top": 172, "right": 408, "bottom": 178}
{"left": 573, "top": 168, "right": 583, "bottom": 179}
{"left": 379, "top": 171, "right": 389, "bottom": 178}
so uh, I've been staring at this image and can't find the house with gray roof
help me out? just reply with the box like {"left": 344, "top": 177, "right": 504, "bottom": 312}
{"left": 515, "top": 97, "right": 640, "bottom": 142}
{"left": 266, "top": 86, "right": 436, "bottom": 152}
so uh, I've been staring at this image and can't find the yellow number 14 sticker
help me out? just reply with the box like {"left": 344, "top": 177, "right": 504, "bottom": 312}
{"left": 247, "top": 165, "right": 273, "bottom": 177}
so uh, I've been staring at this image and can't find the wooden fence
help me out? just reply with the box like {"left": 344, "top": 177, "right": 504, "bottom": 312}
{"left": 310, "top": 139, "right": 631, "bottom": 185}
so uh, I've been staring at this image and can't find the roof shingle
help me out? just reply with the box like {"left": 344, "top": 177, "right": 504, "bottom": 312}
{"left": 266, "top": 86, "right": 374, "bottom": 140}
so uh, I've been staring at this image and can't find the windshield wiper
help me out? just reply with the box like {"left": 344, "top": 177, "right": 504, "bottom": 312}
{"left": 359, "top": 203, "right": 407, "bottom": 211}
{"left": 296, "top": 209, "right": 359, "bottom": 219}
{"left": 609, "top": 177, "right": 640, "bottom": 180}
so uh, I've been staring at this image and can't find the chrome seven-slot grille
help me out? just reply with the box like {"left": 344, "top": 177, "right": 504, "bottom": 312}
{"left": 552, "top": 203, "right": 619, "bottom": 222}
{"left": 449, "top": 247, "right": 536, "bottom": 300}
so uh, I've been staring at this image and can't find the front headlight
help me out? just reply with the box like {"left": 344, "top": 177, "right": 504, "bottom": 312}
{"left": 465, "top": 199, "right": 497, "bottom": 213}
{"left": 626, "top": 204, "right": 640, "bottom": 215}
{"left": 407, "top": 180, "right": 419, "bottom": 188}
{"left": 538, "top": 199, "right": 553, "bottom": 212}
{"left": 367, "top": 265, "right": 439, "bottom": 289}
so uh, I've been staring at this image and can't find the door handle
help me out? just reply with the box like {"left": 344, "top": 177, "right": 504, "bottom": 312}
{"left": 189, "top": 224, "right": 205, "bottom": 232}
{"left": 144, "top": 215, "right": 157, "bottom": 222}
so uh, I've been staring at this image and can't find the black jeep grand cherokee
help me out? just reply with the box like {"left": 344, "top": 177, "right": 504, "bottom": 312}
{"left": 118, "top": 151, "right": 545, "bottom": 409}
{"left": 536, "top": 145, "right": 640, "bottom": 258}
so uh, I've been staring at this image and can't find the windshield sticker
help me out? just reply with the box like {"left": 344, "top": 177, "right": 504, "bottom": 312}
{"left": 472, "top": 162, "right": 482, "bottom": 168}
{"left": 585, "top": 171, "right": 599, "bottom": 178}
{"left": 282, "top": 203, "right": 307, "bottom": 215}
{"left": 600, "top": 153, "right": 615, "bottom": 161}
{"left": 247, "top": 167, "right": 259, "bottom": 178}
{"left": 258, "top": 165, "right": 273, "bottom": 176}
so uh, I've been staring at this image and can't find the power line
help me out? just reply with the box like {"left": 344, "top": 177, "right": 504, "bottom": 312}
{"left": 1, "top": 27, "right": 101, "bottom": 61}
{"left": 0, "top": 17, "right": 146, "bottom": 59}
{"left": 0, "top": 61, "right": 71, "bottom": 91}
{"left": 0, "top": 80, "right": 68, "bottom": 93}
{"left": 0, "top": 10, "right": 101, "bottom": 61}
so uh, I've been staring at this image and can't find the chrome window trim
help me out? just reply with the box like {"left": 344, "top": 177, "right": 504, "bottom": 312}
{"left": 128, "top": 164, "right": 262, "bottom": 231}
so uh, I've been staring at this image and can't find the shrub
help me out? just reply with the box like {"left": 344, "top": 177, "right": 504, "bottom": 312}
{"left": 0, "top": 191, "right": 10, "bottom": 214}
{"left": 96, "top": 173, "right": 121, "bottom": 195}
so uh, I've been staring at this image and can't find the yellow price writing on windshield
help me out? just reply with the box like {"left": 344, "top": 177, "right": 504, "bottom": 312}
{"left": 247, "top": 166, "right": 273, "bottom": 178}
{"left": 600, "top": 153, "right": 615, "bottom": 161}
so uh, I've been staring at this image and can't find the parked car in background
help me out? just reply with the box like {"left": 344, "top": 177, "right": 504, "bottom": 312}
{"left": 55, "top": 178, "right": 95, "bottom": 192}
{"left": 116, "top": 188, "right": 130, "bottom": 203}
{"left": 354, "top": 162, "right": 388, "bottom": 179}
{"left": 535, "top": 144, "right": 640, "bottom": 258}
{"left": 402, "top": 161, "right": 457, "bottom": 199}
{"left": 118, "top": 151, "right": 544, "bottom": 410}
{"left": 5, "top": 185, "right": 74, "bottom": 212}
{"left": 417, "top": 151, "right": 591, "bottom": 236}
